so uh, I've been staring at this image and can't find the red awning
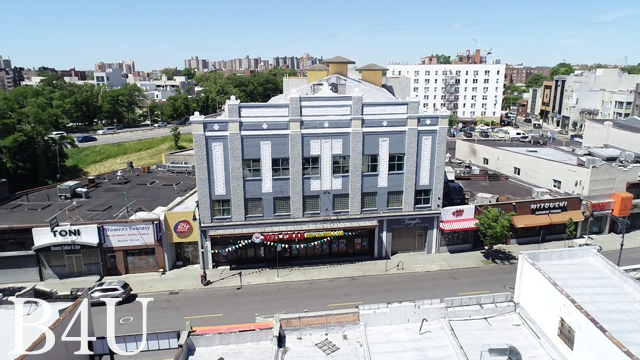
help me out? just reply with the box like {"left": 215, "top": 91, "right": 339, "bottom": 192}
{"left": 439, "top": 218, "right": 479, "bottom": 232}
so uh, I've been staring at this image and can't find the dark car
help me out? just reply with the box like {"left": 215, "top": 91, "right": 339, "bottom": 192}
{"left": 480, "top": 131, "right": 490, "bottom": 138}
{"left": 114, "top": 124, "right": 123, "bottom": 130}
{"left": 570, "top": 134, "right": 583, "bottom": 141}
{"left": 500, "top": 119, "right": 512, "bottom": 126}
{"left": 175, "top": 117, "right": 190, "bottom": 125}
{"left": 523, "top": 118, "right": 532, "bottom": 123}
{"left": 533, "top": 123, "right": 542, "bottom": 129}
{"left": 76, "top": 135, "right": 97, "bottom": 143}
{"left": 463, "top": 131, "right": 473, "bottom": 138}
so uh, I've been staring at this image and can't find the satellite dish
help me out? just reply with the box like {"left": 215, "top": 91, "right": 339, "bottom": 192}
{"left": 329, "top": 83, "right": 338, "bottom": 93}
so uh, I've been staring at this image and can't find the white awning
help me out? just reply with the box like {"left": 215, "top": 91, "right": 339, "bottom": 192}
{"left": 207, "top": 220, "right": 379, "bottom": 237}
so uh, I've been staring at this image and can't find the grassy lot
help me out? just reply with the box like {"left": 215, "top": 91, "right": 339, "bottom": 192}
{"left": 66, "top": 134, "right": 193, "bottom": 175}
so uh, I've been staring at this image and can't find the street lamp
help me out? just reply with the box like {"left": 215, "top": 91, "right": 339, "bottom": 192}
{"left": 611, "top": 215, "right": 631, "bottom": 266}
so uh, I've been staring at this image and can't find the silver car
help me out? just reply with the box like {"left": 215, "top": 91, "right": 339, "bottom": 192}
{"left": 88, "top": 280, "right": 133, "bottom": 305}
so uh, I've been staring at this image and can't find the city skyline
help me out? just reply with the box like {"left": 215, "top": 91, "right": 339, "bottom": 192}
{"left": 2, "top": 0, "right": 639, "bottom": 71}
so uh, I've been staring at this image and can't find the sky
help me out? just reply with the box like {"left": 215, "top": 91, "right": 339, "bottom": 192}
{"left": 3, "top": 0, "right": 639, "bottom": 71}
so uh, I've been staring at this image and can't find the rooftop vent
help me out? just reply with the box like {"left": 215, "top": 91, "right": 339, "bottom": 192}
{"left": 589, "top": 148, "right": 621, "bottom": 161}
{"left": 526, "top": 149, "right": 538, "bottom": 153}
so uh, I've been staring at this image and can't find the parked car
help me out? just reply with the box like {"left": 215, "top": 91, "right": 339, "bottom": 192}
{"left": 533, "top": 123, "right": 542, "bottom": 129}
{"left": 76, "top": 135, "right": 97, "bottom": 143}
{"left": 558, "top": 129, "right": 569, "bottom": 135}
{"left": 87, "top": 280, "right": 133, "bottom": 305}
{"left": 154, "top": 122, "right": 168, "bottom": 128}
{"left": 579, "top": 243, "right": 602, "bottom": 252}
{"left": 463, "top": 131, "right": 473, "bottom": 138}
{"left": 175, "top": 117, "right": 190, "bottom": 125}
{"left": 476, "top": 124, "right": 490, "bottom": 131}
{"left": 500, "top": 119, "right": 513, "bottom": 127}
{"left": 480, "top": 131, "right": 490, "bottom": 138}
{"left": 523, "top": 118, "right": 532, "bottom": 123}
{"left": 114, "top": 124, "right": 123, "bottom": 130}
{"left": 570, "top": 134, "right": 583, "bottom": 141}
{"left": 461, "top": 126, "right": 476, "bottom": 133}
{"left": 97, "top": 127, "right": 117, "bottom": 134}
{"left": 49, "top": 131, "right": 67, "bottom": 137}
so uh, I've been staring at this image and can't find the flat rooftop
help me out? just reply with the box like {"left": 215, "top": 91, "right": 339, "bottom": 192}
{"left": 501, "top": 146, "right": 580, "bottom": 165}
{"left": 588, "top": 117, "right": 640, "bottom": 134}
{"left": 0, "top": 301, "right": 74, "bottom": 356}
{"left": 456, "top": 178, "right": 535, "bottom": 202}
{"left": 0, "top": 169, "right": 196, "bottom": 227}
{"left": 523, "top": 249, "right": 640, "bottom": 356}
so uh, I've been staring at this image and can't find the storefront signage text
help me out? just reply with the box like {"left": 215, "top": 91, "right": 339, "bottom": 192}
{"left": 530, "top": 201, "right": 568, "bottom": 215}
{"left": 32, "top": 225, "right": 100, "bottom": 250}
{"left": 258, "top": 230, "right": 346, "bottom": 242}
{"left": 174, "top": 220, "right": 192, "bottom": 235}
{"left": 52, "top": 228, "right": 81, "bottom": 238}
{"left": 452, "top": 209, "right": 464, "bottom": 218}
{"left": 50, "top": 244, "right": 81, "bottom": 251}
{"left": 401, "top": 218, "right": 422, "bottom": 226}
{"left": 102, "top": 223, "right": 156, "bottom": 248}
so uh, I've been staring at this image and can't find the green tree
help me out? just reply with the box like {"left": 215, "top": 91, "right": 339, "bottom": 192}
{"left": 565, "top": 218, "right": 577, "bottom": 240}
{"left": 621, "top": 64, "right": 640, "bottom": 75}
{"left": 448, "top": 113, "right": 458, "bottom": 127}
{"left": 525, "top": 73, "right": 549, "bottom": 88}
{"left": 429, "top": 54, "right": 452, "bottom": 64}
{"left": 170, "top": 126, "right": 181, "bottom": 149}
{"left": 160, "top": 68, "right": 177, "bottom": 80}
{"left": 476, "top": 207, "right": 515, "bottom": 258}
{"left": 549, "top": 62, "right": 575, "bottom": 78}
{"left": 181, "top": 68, "right": 197, "bottom": 80}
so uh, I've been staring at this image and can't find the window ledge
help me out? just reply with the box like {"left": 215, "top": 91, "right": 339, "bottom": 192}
{"left": 244, "top": 177, "right": 262, "bottom": 181}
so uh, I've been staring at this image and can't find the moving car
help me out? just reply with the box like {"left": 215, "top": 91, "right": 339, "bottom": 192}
{"left": 97, "top": 127, "right": 117, "bottom": 134}
{"left": 88, "top": 280, "right": 133, "bottom": 305}
{"left": 558, "top": 129, "right": 569, "bottom": 135}
{"left": 49, "top": 131, "right": 67, "bottom": 137}
{"left": 154, "top": 122, "right": 168, "bottom": 128}
{"left": 523, "top": 118, "right": 532, "bottom": 123}
{"left": 114, "top": 124, "right": 123, "bottom": 130}
{"left": 480, "top": 131, "right": 490, "bottom": 138}
{"left": 570, "top": 134, "right": 583, "bottom": 141}
{"left": 76, "top": 135, "right": 97, "bottom": 143}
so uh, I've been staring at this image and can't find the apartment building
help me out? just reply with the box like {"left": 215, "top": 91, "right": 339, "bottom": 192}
{"left": 94, "top": 68, "right": 125, "bottom": 89}
{"left": 505, "top": 64, "right": 551, "bottom": 85}
{"left": 212, "top": 55, "right": 270, "bottom": 71}
{"left": 95, "top": 60, "right": 136, "bottom": 74}
{"left": 190, "top": 56, "right": 449, "bottom": 269}
{"left": 185, "top": 56, "right": 209, "bottom": 72}
{"left": 0, "top": 55, "right": 12, "bottom": 69}
{"left": 386, "top": 63, "right": 506, "bottom": 120}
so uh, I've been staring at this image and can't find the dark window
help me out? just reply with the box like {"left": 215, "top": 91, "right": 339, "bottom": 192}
{"left": 333, "top": 194, "right": 349, "bottom": 211}
{"left": 333, "top": 156, "right": 350, "bottom": 175}
{"left": 558, "top": 318, "right": 575, "bottom": 350}
{"left": 389, "top": 154, "right": 405, "bottom": 172}
{"left": 415, "top": 190, "right": 432, "bottom": 207}
{"left": 245, "top": 198, "right": 263, "bottom": 216}
{"left": 303, "top": 196, "right": 320, "bottom": 213}
{"left": 242, "top": 159, "right": 261, "bottom": 178}
{"left": 273, "top": 197, "right": 291, "bottom": 214}
{"left": 272, "top": 158, "right": 290, "bottom": 177}
{"left": 362, "top": 192, "right": 377, "bottom": 209}
{"left": 387, "top": 191, "right": 403, "bottom": 208}
{"left": 303, "top": 157, "right": 320, "bottom": 176}
{"left": 362, "top": 155, "right": 378, "bottom": 173}
{"left": 213, "top": 200, "right": 231, "bottom": 217}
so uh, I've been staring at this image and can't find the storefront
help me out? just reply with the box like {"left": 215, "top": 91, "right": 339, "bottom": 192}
{"left": 386, "top": 215, "right": 438, "bottom": 255}
{"left": 0, "top": 228, "right": 41, "bottom": 284}
{"left": 577, "top": 197, "right": 614, "bottom": 237}
{"left": 438, "top": 205, "right": 478, "bottom": 252}
{"left": 32, "top": 225, "right": 102, "bottom": 280}
{"left": 482, "top": 197, "right": 584, "bottom": 244}
{"left": 206, "top": 221, "right": 378, "bottom": 268}
{"left": 100, "top": 221, "right": 164, "bottom": 275}
{"left": 164, "top": 211, "right": 201, "bottom": 268}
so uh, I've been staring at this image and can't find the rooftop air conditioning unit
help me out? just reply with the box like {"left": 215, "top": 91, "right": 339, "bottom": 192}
{"left": 584, "top": 156, "right": 602, "bottom": 167}
{"left": 475, "top": 193, "right": 499, "bottom": 205}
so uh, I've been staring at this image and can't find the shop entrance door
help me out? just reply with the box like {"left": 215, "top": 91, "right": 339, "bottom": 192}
{"left": 65, "top": 254, "right": 84, "bottom": 275}
{"left": 391, "top": 226, "right": 426, "bottom": 254}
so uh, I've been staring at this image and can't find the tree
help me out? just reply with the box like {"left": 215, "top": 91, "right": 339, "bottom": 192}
{"left": 476, "top": 207, "right": 515, "bottom": 256}
{"left": 525, "top": 73, "right": 549, "bottom": 89}
{"left": 565, "top": 218, "right": 577, "bottom": 241}
{"left": 429, "top": 54, "right": 452, "bottom": 65}
{"left": 448, "top": 113, "right": 458, "bottom": 127}
{"left": 549, "top": 62, "right": 575, "bottom": 78}
{"left": 160, "top": 68, "right": 177, "bottom": 80}
{"left": 170, "top": 126, "right": 181, "bottom": 149}
{"left": 181, "top": 68, "right": 197, "bottom": 80}
{"left": 621, "top": 64, "right": 640, "bottom": 75}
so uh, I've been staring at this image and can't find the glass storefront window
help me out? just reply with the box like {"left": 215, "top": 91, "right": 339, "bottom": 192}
{"left": 126, "top": 248, "right": 157, "bottom": 269}
{"left": 44, "top": 251, "right": 66, "bottom": 267}
{"left": 442, "top": 231, "right": 474, "bottom": 246}
{"left": 82, "top": 248, "right": 101, "bottom": 264}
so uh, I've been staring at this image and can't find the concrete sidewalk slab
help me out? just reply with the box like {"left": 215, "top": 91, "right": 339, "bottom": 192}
{"left": 3, "top": 230, "right": 639, "bottom": 295}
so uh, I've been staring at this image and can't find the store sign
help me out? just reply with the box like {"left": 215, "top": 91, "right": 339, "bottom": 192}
{"left": 392, "top": 218, "right": 427, "bottom": 228}
{"left": 530, "top": 201, "right": 568, "bottom": 215}
{"left": 441, "top": 205, "right": 476, "bottom": 221}
{"left": 50, "top": 244, "right": 81, "bottom": 251}
{"left": 305, "top": 230, "right": 344, "bottom": 238}
{"left": 174, "top": 220, "right": 193, "bottom": 235}
{"left": 257, "top": 230, "right": 345, "bottom": 242}
{"left": 32, "top": 225, "right": 100, "bottom": 250}
{"left": 102, "top": 222, "right": 156, "bottom": 248}
{"left": 262, "top": 232, "right": 307, "bottom": 241}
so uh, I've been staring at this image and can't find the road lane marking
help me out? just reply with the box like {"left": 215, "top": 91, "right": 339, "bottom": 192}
{"left": 327, "top": 302, "right": 363, "bottom": 307}
{"left": 458, "top": 290, "right": 490, "bottom": 296}
{"left": 184, "top": 313, "right": 224, "bottom": 320}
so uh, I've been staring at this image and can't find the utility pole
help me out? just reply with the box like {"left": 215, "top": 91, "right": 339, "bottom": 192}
{"left": 610, "top": 216, "right": 631, "bottom": 266}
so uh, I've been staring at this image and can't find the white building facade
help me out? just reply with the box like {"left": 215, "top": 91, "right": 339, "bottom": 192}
{"left": 386, "top": 63, "right": 506, "bottom": 120}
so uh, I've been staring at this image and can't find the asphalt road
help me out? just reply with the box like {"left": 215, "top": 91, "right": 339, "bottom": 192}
{"left": 90, "top": 248, "right": 640, "bottom": 337}
{"left": 76, "top": 126, "right": 192, "bottom": 147}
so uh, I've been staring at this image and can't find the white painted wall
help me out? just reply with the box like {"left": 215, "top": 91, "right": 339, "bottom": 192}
{"left": 515, "top": 258, "right": 628, "bottom": 360}
{"left": 583, "top": 120, "right": 640, "bottom": 154}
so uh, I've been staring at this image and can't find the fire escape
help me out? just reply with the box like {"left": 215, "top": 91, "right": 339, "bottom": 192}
{"left": 443, "top": 69, "right": 460, "bottom": 114}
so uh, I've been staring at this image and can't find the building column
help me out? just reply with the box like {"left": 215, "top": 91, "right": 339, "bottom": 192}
{"left": 191, "top": 115, "right": 212, "bottom": 223}
{"left": 349, "top": 110, "right": 363, "bottom": 214}
{"left": 403, "top": 126, "right": 418, "bottom": 212}
{"left": 289, "top": 95, "right": 303, "bottom": 218}
{"left": 431, "top": 115, "right": 449, "bottom": 210}
{"left": 225, "top": 98, "right": 246, "bottom": 222}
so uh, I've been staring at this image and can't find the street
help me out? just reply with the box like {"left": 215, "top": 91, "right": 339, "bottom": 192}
{"left": 76, "top": 126, "right": 192, "bottom": 147}
{"left": 91, "top": 248, "right": 640, "bottom": 337}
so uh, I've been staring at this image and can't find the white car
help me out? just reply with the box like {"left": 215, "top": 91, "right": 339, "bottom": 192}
{"left": 49, "top": 131, "right": 67, "bottom": 137}
{"left": 153, "top": 122, "right": 168, "bottom": 128}
{"left": 476, "top": 124, "right": 490, "bottom": 131}
{"left": 97, "top": 127, "right": 117, "bottom": 134}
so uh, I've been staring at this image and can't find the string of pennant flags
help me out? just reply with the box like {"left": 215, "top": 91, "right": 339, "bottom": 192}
{"left": 201, "top": 230, "right": 366, "bottom": 254}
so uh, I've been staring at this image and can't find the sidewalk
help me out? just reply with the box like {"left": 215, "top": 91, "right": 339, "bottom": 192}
{"left": 4, "top": 231, "right": 640, "bottom": 295}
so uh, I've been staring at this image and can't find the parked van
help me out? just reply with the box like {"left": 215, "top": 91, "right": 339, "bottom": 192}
{"left": 508, "top": 130, "right": 526, "bottom": 139}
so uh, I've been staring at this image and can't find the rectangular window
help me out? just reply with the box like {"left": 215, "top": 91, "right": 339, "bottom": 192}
{"left": 389, "top": 154, "right": 405, "bottom": 172}
{"left": 423, "top": 88, "right": 428, "bottom": 93}
{"left": 496, "top": 78, "right": 500, "bottom": 83}
{"left": 303, "top": 195, "right": 320, "bottom": 213}
{"left": 483, "top": 158, "right": 489, "bottom": 165}
{"left": 514, "top": 167, "right": 521, "bottom": 176}
{"left": 362, "top": 155, "right": 378, "bottom": 173}
{"left": 333, "top": 155, "right": 350, "bottom": 175}
{"left": 414, "top": 71, "right": 419, "bottom": 77}
{"left": 272, "top": 158, "right": 290, "bottom": 177}
{"left": 484, "top": 70, "right": 490, "bottom": 76}
{"left": 455, "top": 70, "right": 461, "bottom": 75}
{"left": 473, "top": 70, "right": 479, "bottom": 76}
{"left": 472, "top": 87, "right": 477, "bottom": 92}
{"left": 483, "top": 87, "right": 489, "bottom": 92}
{"left": 303, "top": 157, "right": 320, "bottom": 176}
{"left": 413, "top": 78, "right": 419, "bottom": 84}
{"left": 553, "top": 179, "right": 562, "bottom": 190}
{"left": 482, "top": 95, "right": 488, "bottom": 100}
{"left": 362, "top": 192, "right": 377, "bottom": 210}
{"left": 472, "top": 78, "right": 478, "bottom": 84}
{"left": 245, "top": 198, "right": 263, "bottom": 216}
{"left": 333, "top": 194, "right": 349, "bottom": 211}
{"left": 470, "top": 111, "right": 475, "bottom": 116}
{"left": 415, "top": 189, "right": 432, "bottom": 207}
{"left": 212, "top": 200, "right": 231, "bottom": 217}
{"left": 242, "top": 159, "right": 261, "bottom": 178}
{"left": 425, "top": 70, "right": 430, "bottom": 76}
{"left": 558, "top": 318, "right": 575, "bottom": 350}
{"left": 387, "top": 191, "right": 403, "bottom": 208}
{"left": 483, "top": 79, "right": 489, "bottom": 84}
{"left": 273, "top": 197, "right": 291, "bottom": 214}
{"left": 481, "top": 111, "right": 486, "bottom": 116}
{"left": 471, "top": 95, "right": 477, "bottom": 101}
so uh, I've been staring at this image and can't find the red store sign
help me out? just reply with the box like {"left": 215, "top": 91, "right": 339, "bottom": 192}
{"left": 262, "top": 232, "right": 306, "bottom": 241}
